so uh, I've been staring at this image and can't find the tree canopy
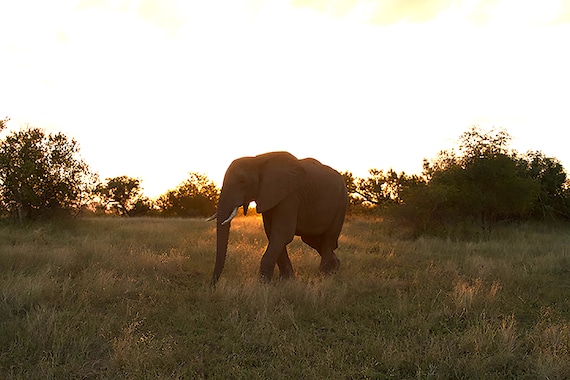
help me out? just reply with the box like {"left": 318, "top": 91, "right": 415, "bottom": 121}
{"left": 0, "top": 117, "right": 9, "bottom": 132}
{"left": 156, "top": 173, "right": 218, "bottom": 218}
{"left": 344, "top": 126, "right": 569, "bottom": 232}
{"left": 95, "top": 176, "right": 151, "bottom": 216}
{"left": 0, "top": 127, "right": 95, "bottom": 220}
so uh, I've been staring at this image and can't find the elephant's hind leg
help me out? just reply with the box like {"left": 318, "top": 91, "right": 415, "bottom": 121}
{"left": 301, "top": 235, "right": 340, "bottom": 274}
{"left": 318, "top": 248, "right": 340, "bottom": 274}
{"left": 318, "top": 204, "right": 346, "bottom": 274}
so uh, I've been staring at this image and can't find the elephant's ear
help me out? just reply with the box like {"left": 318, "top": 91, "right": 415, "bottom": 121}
{"left": 256, "top": 153, "right": 305, "bottom": 213}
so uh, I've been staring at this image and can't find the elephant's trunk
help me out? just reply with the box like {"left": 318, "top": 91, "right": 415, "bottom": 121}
{"left": 211, "top": 192, "right": 238, "bottom": 286}
{"left": 211, "top": 219, "right": 230, "bottom": 286}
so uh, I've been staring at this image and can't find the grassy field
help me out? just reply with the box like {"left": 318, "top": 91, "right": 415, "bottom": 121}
{"left": 0, "top": 216, "right": 569, "bottom": 379}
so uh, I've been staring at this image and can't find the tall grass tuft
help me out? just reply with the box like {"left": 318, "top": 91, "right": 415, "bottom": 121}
{"left": 0, "top": 217, "right": 569, "bottom": 378}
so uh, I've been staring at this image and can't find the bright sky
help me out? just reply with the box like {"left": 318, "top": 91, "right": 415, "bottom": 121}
{"left": 1, "top": 0, "right": 569, "bottom": 198}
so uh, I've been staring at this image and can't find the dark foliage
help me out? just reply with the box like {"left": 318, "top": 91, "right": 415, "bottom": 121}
{"left": 0, "top": 117, "right": 8, "bottom": 132}
{"left": 2, "top": 123, "right": 567, "bottom": 225}
{"left": 344, "top": 126, "right": 569, "bottom": 233}
{"left": 518, "top": 151, "right": 570, "bottom": 219}
{"left": 0, "top": 127, "right": 95, "bottom": 220}
{"left": 95, "top": 176, "right": 153, "bottom": 216}
{"left": 157, "top": 173, "right": 219, "bottom": 217}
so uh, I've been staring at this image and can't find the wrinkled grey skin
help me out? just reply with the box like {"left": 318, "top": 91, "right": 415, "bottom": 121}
{"left": 210, "top": 151, "right": 348, "bottom": 285}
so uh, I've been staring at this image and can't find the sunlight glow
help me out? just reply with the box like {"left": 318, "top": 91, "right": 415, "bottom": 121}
{"left": 1, "top": 0, "right": 569, "bottom": 198}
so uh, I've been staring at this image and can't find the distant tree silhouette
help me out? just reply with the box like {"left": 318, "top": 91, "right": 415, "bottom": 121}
{"left": 341, "top": 171, "right": 366, "bottom": 213}
{"left": 350, "top": 126, "right": 570, "bottom": 234}
{"left": 0, "top": 117, "right": 9, "bottom": 132}
{"left": 518, "top": 151, "right": 569, "bottom": 219}
{"left": 157, "top": 173, "right": 218, "bottom": 217}
{"left": 95, "top": 176, "right": 150, "bottom": 216}
{"left": 0, "top": 126, "right": 95, "bottom": 220}
{"left": 393, "top": 126, "right": 569, "bottom": 232}
{"left": 420, "top": 127, "right": 540, "bottom": 229}
{"left": 342, "top": 169, "right": 424, "bottom": 216}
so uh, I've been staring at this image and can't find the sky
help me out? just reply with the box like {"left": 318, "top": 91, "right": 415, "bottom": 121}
{"left": 1, "top": 0, "right": 569, "bottom": 198}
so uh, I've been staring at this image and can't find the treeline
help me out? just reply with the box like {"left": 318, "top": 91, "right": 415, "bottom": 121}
{"left": 342, "top": 127, "right": 570, "bottom": 233}
{"left": 1, "top": 120, "right": 569, "bottom": 231}
{"left": 93, "top": 173, "right": 218, "bottom": 218}
{"left": 0, "top": 120, "right": 218, "bottom": 220}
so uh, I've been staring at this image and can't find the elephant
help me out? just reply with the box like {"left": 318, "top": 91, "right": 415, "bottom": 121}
{"left": 208, "top": 151, "right": 349, "bottom": 285}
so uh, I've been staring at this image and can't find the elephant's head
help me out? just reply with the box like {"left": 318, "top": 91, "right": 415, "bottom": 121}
{"left": 210, "top": 152, "right": 304, "bottom": 285}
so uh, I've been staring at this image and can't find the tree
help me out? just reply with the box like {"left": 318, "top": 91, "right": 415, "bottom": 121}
{"left": 0, "top": 117, "right": 9, "bottom": 132}
{"left": 157, "top": 173, "right": 218, "bottom": 217}
{"left": 359, "top": 169, "right": 416, "bottom": 206}
{"left": 95, "top": 176, "right": 149, "bottom": 216}
{"left": 352, "top": 169, "right": 421, "bottom": 206}
{"left": 341, "top": 171, "right": 364, "bottom": 209}
{"left": 420, "top": 126, "right": 540, "bottom": 229}
{"left": 518, "top": 151, "right": 569, "bottom": 218}
{"left": 0, "top": 127, "right": 95, "bottom": 220}
{"left": 457, "top": 126, "right": 512, "bottom": 163}
{"left": 342, "top": 169, "right": 426, "bottom": 216}
{"left": 391, "top": 177, "right": 439, "bottom": 232}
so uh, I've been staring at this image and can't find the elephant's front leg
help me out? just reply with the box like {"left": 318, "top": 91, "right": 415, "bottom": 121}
{"left": 277, "top": 247, "right": 294, "bottom": 280}
{"left": 260, "top": 199, "right": 298, "bottom": 281}
{"left": 259, "top": 223, "right": 296, "bottom": 281}
{"left": 260, "top": 242, "right": 290, "bottom": 281}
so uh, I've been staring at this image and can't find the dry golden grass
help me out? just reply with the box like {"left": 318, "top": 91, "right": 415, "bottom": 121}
{"left": 0, "top": 216, "right": 569, "bottom": 378}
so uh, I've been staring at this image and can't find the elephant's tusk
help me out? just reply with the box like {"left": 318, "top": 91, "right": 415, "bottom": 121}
{"left": 206, "top": 213, "right": 217, "bottom": 222}
{"left": 221, "top": 207, "right": 238, "bottom": 225}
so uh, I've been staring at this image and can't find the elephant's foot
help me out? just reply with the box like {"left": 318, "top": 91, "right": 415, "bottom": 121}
{"left": 259, "top": 266, "right": 294, "bottom": 282}
{"left": 279, "top": 267, "right": 295, "bottom": 280}
{"left": 259, "top": 262, "right": 275, "bottom": 282}
{"left": 259, "top": 269, "right": 273, "bottom": 282}
{"left": 319, "top": 253, "right": 340, "bottom": 274}
{"left": 277, "top": 257, "right": 295, "bottom": 280}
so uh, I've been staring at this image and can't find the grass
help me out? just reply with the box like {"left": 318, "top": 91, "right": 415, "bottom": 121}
{"left": 0, "top": 216, "right": 569, "bottom": 379}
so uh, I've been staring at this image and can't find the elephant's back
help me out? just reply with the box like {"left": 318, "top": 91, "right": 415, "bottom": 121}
{"left": 299, "top": 158, "right": 346, "bottom": 195}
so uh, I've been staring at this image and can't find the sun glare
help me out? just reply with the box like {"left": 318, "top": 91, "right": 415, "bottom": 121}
{"left": 490, "top": 0, "right": 563, "bottom": 25}
{"left": 1, "top": 0, "right": 569, "bottom": 199}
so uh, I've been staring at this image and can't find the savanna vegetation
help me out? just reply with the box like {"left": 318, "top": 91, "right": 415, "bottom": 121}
{"left": 1, "top": 121, "right": 569, "bottom": 377}
{"left": 1, "top": 217, "right": 569, "bottom": 378}
{"left": 342, "top": 127, "right": 570, "bottom": 234}
{"left": 0, "top": 123, "right": 568, "bottom": 232}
